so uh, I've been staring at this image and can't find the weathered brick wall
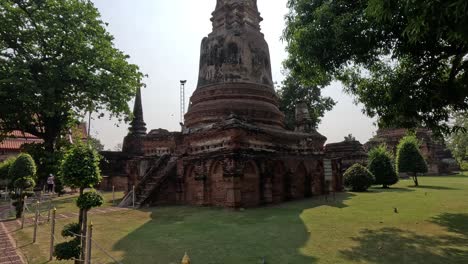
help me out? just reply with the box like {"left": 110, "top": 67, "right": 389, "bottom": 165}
{"left": 240, "top": 161, "right": 260, "bottom": 207}
{"left": 210, "top": 162, "right": 225, "bottom": 207}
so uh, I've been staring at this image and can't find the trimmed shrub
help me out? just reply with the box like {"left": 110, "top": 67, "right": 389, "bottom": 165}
{"left": 344, "top": 164, "right": 375, "bottom": 192}
{"left": 0, "top": 157, "right": 16, "bottom": 180}
{"left": 60, "top": 144, "right": 103, "bottom": 262}
{"left": 54, "top": 239, "right": 81, "bottom": 260}
{"left": 396, "top": 135, "right": 428, "bottom": 186}
{"left": 13, "top": 177, "right": 35, "bottom": 189}
{"left": 368, "top": 145, "right": 399, "bottom": 188}
{"left": 8, "top": 154, "right": 37, "bottom": 218}
{"left": 60, "top": 144, "right": 102, "bottom": 189}
{"left": 76, "top": 190, "right": 104, "bottom": 210}
{"left": 8, "top": 154, "right": 37, "bottom": 182}
{"left": 61, "top": 222, "right": 81, "bottom": 238}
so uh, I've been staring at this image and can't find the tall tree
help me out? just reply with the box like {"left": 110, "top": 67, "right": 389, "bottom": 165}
{"left": 278, "top": 75, "right": 335, "bottom": 130}
{"left": 283, "top": 0, "right": 468, "bottom": 134}
{"left": 0, "top": 0, "right": 144, "bottom": 152}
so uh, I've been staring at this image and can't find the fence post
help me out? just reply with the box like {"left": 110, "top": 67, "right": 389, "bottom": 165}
{"left": 181, "top": 252, "right": 191, "bottom": 264}
{"left": 47, "top": 199, "right": 52, "bottom": 222}
{"left": 21, "top": 196, "right": 27, "bottom": 229}
{"left": 33, "top": 201, "right": 40, "bottom": 243}
{"left": 112, "top": 186, "right": 115, "bottom": 205}
{"left": 49, "top": 208, "right": 56, "bottom": 261}
{"left": 85, "top": 223, "right": 93, "bottom": 264}
{"left": 132, "top": 185, "right": 135, "bottom": 208}
{"left": 4, "top": 186, "right": 7, "bottom": 201}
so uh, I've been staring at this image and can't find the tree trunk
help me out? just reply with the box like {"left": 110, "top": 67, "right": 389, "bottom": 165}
{"left": 80, "top": 210, "right": 88, "bottom": 264}
{"left": 15, "top": 189, "right": 24, "bottom": 219}
{"left": 75, "top": 187, "right": 85, "bottom": 264}
{"left": 78, "top": 188, "right": 84, "bottom": 227}
{"left": 413, "top": 173, "right": 419, "bottom": 187}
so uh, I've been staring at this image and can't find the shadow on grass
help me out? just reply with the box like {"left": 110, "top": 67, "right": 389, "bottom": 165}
{"left": 340, "top": 213, "right": 468, "bottom": 264}
{"left": 368, "top": 187, "right": 414, "bottom": 193}
{"left": 431, "top": 213, "right": 468, "bottom": 235}
{"left": 409, "top": 185, "right": 459, "bottom": 190}
{"left": 113, "top": 193, "right": 354, "bottom": 264}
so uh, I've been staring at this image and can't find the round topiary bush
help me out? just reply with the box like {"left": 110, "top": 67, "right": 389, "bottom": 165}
{"left": 54, "top": 239, "right": 81, "bottom": 260}
{"left": 344, "top": 164, "right": 375, "bottom": 192}
{"left": 60, "top": 144, "right": 102, "bottom": 190}
{"left": 61, "top": 222, "right": 81, "bottom": 238}
{"left": 8, "top": 153, "right": 37, "bottom": 218}
{"left": 8, "top": 153, "right": 37, "bottom": 183}
{"left": 76, "top": 190, "right": 104, "bottom": 210}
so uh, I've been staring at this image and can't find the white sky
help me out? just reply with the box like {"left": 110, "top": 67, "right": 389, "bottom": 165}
{"left": 90, "top": 0, "right": 377, "bottom": 150}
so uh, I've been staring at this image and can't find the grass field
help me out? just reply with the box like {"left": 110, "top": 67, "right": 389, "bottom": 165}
{"left": 10, "top": 175, "right": 468, "bottom": 264}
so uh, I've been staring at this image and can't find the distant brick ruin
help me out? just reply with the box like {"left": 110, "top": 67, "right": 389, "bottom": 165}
{"left": 100, "top": 0, "right": 343, "bottom": 208}
{"left": 323, "top": 128, "right": 459, "bottom": 176}
{"left": 325, "top": 140, "right": 367, "bottom": 172}
{"left": 365, "top": 128, "right": 459, "bottom": 175}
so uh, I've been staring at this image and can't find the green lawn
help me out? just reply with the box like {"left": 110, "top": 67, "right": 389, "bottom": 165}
{"left": 11, "top": 175, "right": 468, "bottom": 264}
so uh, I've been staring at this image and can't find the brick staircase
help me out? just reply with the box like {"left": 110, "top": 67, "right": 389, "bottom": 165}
{"left": 119, "top": 154, "right": 177, "bottom": 208}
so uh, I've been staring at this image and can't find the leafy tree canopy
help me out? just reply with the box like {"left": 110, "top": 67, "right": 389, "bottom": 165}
{"left": 60, "top": 143, "right": 101, "bottom": 189}
{"left": 278, "top": 74, "right": 335, "bottom": 130}
{"left": 76, "top": 190, "right": 103, "bottom": 210}
{"left": 284, "top": 0, "right": 468, "bottom": 134}
{"left": 0, "top": 0, "right": 144, "bottom": 151}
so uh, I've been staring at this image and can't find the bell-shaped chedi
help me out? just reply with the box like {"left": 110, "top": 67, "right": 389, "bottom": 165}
{"left": 184, "top": 0, "right": 285, "bottom": 129}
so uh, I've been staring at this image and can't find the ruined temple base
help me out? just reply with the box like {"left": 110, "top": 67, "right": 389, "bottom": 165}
{"left": 115, "top": 117, "right": 343, "bottom": 209}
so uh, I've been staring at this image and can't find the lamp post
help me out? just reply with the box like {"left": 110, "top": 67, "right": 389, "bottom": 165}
{"left": 180, "top": 80, "right": 187, "bottom": 124}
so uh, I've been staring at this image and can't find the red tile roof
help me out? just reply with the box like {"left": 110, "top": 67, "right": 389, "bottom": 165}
{"left": 1, "top": 123, "right": 88, "bottom": 151}
{"left": 8, "top": 131, "right": 38, "bottom": 138}
{"left": 0, "top": 138, "right": 43, "bottom": 150}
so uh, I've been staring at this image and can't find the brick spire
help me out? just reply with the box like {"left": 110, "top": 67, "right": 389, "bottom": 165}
{"left": 128, "top": 88, "right": 147, "bottom": 136}
{"left": 212, "top": 0, "right": 262, "bottom": 32}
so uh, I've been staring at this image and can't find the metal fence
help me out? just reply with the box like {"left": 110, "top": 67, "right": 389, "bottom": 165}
{"left": 1, "top": 190, "right": 192, "bottom": 264}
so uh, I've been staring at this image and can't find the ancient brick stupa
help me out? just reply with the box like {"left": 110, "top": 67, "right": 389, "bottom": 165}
{"left": 102, "top": 0, "right": 343, "bottom": 208}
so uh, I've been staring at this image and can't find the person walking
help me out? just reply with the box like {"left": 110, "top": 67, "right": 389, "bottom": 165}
{"left": 47, "top": 174, "right": 55, "bottom": 193}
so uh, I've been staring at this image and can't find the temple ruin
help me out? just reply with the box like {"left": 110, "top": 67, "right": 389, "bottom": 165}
{"left": 365, "top": 128, "right": 459, "bottom": 175}
{"left": 101, "top": 0, "right": 343, "bottom": 208}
